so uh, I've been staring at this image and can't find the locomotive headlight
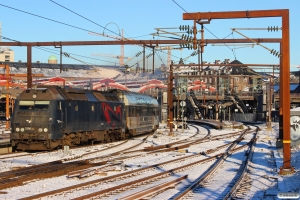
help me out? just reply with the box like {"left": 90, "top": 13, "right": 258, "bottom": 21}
{"left": 44, "top": 128, "right": 48, "bottom": 132}
{"left": 20, "top": 128, "right": 24, "bottom": 132}
{"left": 16, "top": 127, "right": 20, "bottom": 132}
{"left": 38, "top": 128, "right": 43, "bottom": 132}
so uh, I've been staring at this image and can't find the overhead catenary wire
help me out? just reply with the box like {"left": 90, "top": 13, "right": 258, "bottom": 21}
{"left": 0, "top": 3, "right": 104, "bottom": 37}
{"left": 49, "top": 0, "right": 119, "bottom": 36}
{"left": 0, "top": 1, "right": 195, "bottom": 69}
{"left": 0, "top": 2, "right": 152, "bottom": 67}
{"left": 231, "top": 32, "right": 237, "bottom": 60}
{"left": 171, "top": 0, "right": 237, "bottom": 60}
{"left": 231, "top": 28, "right": 281, "bottom": 57}
{"left": 1, "top": 36, "right": 118, "bottom": 65}
{"left": 50, "top": 0, "right": 195, "bottom": 68}
{"left": 49, "top": 0, "right": 174, "bottom": 69}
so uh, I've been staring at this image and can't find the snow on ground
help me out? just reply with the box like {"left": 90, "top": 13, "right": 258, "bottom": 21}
{"left": 0, "top": 122, "right": 299, "bottom": 199}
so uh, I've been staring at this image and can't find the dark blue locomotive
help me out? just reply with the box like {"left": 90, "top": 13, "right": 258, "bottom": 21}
{"left": 10, "top": 86, "right": 159, "bottom": 150}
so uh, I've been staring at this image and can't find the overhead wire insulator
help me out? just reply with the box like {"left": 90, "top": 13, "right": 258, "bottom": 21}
{"left": 186, "top": 35, "right": 189, "bottom": 41}
{"left": 135, "top": 52, "right": 142, "bottom": 57}
{"left": 186, "top": 35, "right": 190, "bottom": 42}
{"left": 270, "top": 49, "right": 281, "bottom": 57}
{"left": 179, "top": 25, "right": 182, "bottom": 31}
{"left": 267, "top": 26, "right": 280, "bottom": 32}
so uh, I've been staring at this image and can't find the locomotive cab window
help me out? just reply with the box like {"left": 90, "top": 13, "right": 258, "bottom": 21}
{"left": 35, "top": 101, "right": 50, "bottom": 110}
{"left": 19, "top": 101, "right": 49, "bottom": 110}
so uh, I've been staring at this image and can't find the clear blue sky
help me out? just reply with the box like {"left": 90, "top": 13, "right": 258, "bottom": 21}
{"left": 0, "top": 0, "right": 299, "bottom": 72}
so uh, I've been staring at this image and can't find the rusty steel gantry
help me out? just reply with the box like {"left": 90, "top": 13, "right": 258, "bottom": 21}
{"left": 0, "top": 9, "right": 291, "bottom": 174}
{"left": 0, "top": 38, "right": 281, "bottom": 89}
{"left": 182, "top": 9, "right": 292, "bottom": 175}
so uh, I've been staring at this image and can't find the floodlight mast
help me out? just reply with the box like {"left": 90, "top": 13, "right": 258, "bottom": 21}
{"left": 183, "top": 9, "right": 293, "bottom": 175}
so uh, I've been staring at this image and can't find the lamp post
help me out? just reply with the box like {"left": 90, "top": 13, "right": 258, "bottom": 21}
{"left": 223, "top": 105, "right": 226, "bottom": 122}
{"left": 173, "top": 101, "right": 177, "bottom": 125}
{"left": 219, "top": 104, "right": 222, "bottom": 123}
{"left": 204, "top": 88, "right": 208, "bottom": 118}
{"left": 234, "top": 109, "right": 238, "bottom": 129}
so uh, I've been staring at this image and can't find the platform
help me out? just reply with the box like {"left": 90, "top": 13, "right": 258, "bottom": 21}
{"left": 187, "top": 119, "right": 244, "bottom": 130}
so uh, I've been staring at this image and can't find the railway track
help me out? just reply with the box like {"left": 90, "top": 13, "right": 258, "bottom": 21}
{"left": 171, "top": 126, "right": 259, "bottom": 200}
{"left": 15, "top": 127, "right": 256, "bottom": 200}
{"left": 0, "top": 130, "right": 155, "bottom": 160}
{"left": 0, "top": 123, "right": 262, "bottom": 199}
{"left": 0, "top": 126, "right": 201, "bottom": 190}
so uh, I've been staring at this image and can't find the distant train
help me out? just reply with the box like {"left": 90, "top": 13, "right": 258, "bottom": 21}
{"left": 10, "top": 86, "right": 159, "bottom": 151}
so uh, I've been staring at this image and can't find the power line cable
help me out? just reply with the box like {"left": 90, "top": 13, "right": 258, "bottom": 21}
{"left": 1, "top": 36, "right": 117, "bottom": 66}
{"left": 0, "top": 3, "right": 103, "bottom": 36}
{"left": 49, "top": 0, "right": 172, "bottom": 69}
{"left": 49, "top": 0, "right": 120, "bottom": 36}
{"left": 231, "top": 32, "right": 237, "bottom": 59}
{"left": 37, "top": 46, "right": 118, "bottom": 64}
{"left": 0, "top": 2, "right": 174, "bottom": 68}
{"left": 171, "top": 0, "right": 236, "bottom": 58}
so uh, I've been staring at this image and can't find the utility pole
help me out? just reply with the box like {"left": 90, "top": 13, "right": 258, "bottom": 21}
{"left": 167, "top": 62, "right": 174, "bottom": 135}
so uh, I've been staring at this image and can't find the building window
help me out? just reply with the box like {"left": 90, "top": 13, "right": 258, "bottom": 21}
{"left": 75, "top": 105, "right": 78, "bottom": 111}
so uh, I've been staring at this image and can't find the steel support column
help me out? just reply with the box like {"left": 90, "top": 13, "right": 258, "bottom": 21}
{"left": 143, "top": 45, "right": 145, "bottom": 73}
{"left": 281, "top": 10, "right": 292, "bottom": 173}
{"left": 27, "top": 45, "right": 32, "bottom": 89}
{"left": 168, "top": 62, "right": 174, "bottom": 134}
{"left": 152, "top": 47, "right": 155, "bottom": 74}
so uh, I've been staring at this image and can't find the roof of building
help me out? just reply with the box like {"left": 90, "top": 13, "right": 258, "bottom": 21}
{"left": 273, "top": 83, "right": 299, "bottom": 92}
{"left": 48, "top": 55, "right": 57, "bottom": 61}
{"left": 230, "top": 60, "right": 260, "bottom": 76}
{"left": 2, "top": 62, "right": 120, "bottom": 70}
